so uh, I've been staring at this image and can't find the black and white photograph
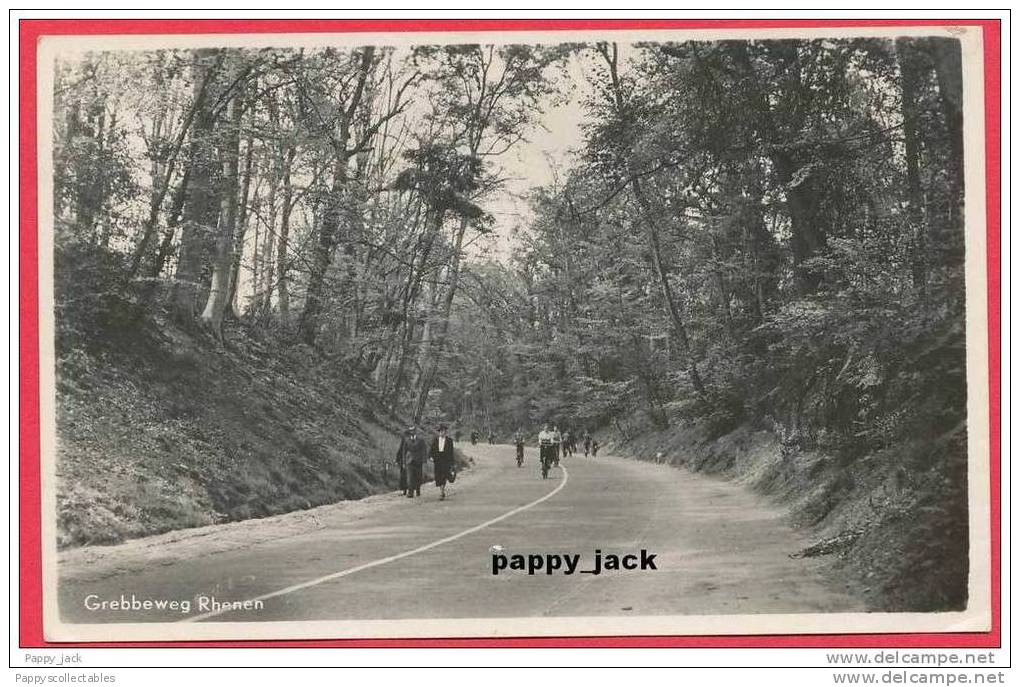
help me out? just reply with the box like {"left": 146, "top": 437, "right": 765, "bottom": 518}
{"left": 37, "top": 24, "right": 992, "bottom": 641}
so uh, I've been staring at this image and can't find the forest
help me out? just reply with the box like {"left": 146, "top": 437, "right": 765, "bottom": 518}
{"left": 52, "top": 36, "right": 970, "bottom": 610}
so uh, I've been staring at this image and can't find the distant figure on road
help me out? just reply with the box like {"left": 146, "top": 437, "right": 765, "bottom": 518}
{"left": 513, "top": 429, "right": 525, "bottom": 467}
{"left": 404, "top": 425, "right": 428, "bottom": 498}
{"left": 591, "top": 438, "right": 600, "bottom": 458}
{"left": 488, "top": 431, "right": 495, "bottom": 444}
{"left": 552, "top": 425, "right": 562, "bottom": 466}
{"left": 430, "top": 423, "right": 455, "bottom": 501}
{"left": 538, "top": 423, "right": 557, "bottom": 479}
{"left": 562, "top": 430, "right": 573, "bottom": 457}
{"left": 583, "top": 432, "right": 592, "bottom": 458}
{"left": 470, "top": 430, "right": 478, "bottom": 445}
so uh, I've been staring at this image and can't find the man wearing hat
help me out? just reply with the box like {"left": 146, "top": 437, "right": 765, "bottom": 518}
{"left": 403, "top": 425, "right": 428, "bottom": 498}
{"left": 430, "top": 423, "right": 456, "bottom": 500}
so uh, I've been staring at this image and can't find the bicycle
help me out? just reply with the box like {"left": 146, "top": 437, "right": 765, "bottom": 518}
{"left": 539, "top": 442, "right": 553, "bottom": 479}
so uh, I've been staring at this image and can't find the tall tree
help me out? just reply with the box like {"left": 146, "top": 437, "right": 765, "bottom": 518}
{"left": 296, "top": 47, "right": 418, "bottom": 345}
{"left": 199, "top": 56, "right": 246, "bottom": 339}
{"left": 408, "top": 43, "right": 569, "bottom": 420}
{"left": 592, "top": 41, "right": 706, "bottom": 394}
{"left": 170, "top": 48, "right": 225, "bottom": 324}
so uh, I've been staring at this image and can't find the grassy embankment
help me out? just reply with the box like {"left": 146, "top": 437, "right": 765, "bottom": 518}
{"left": 56, "top": 297, "right": 422, "bottom": 549}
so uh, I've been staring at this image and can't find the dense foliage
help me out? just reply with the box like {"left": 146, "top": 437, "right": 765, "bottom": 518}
{"left": 54, "top": 44, "right": 570, "bottom": 415}
{"left": 54, "top": 38, "right": 966, "bottom": 435}
{"left": 439, "top": 39, "right": 967, "bottom": 454}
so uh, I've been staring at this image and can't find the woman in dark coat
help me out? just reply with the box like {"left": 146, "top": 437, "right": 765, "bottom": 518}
{"left": 430, "top": 424, "right": 456, "bottom": 500}
{"left": 404, "top": 426, "right": 428, "bottom": 498}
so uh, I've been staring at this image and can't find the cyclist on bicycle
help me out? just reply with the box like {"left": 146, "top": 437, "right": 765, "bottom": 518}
{"left": 538, "top": 423, "right": 557, "bottom": 479}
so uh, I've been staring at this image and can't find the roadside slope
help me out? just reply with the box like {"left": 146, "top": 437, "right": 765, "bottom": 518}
{"left": 56, "top": 310, "right": 404, "bottom": 549}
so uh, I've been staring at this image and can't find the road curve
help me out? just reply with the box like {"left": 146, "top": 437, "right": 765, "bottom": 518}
{"left": 58, "top": 444, "right": 861, "bottom": 624}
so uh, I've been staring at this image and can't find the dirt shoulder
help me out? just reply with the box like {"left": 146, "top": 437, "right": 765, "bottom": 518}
{"left": 59, "top": 445, "right": 490, "bottom": 584}
{"left": 608, "top": 419, "right": 969, "bottom": 612}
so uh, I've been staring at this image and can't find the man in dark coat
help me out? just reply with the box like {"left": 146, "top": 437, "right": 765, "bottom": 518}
{"left": 430, "top": 423, "right": 456, "bottom": 500}
{"left": 404, "top": 426, "right": 428, "bottom": 498}
{"left": 395, "top": 428, "right": 410, "bottom": 495}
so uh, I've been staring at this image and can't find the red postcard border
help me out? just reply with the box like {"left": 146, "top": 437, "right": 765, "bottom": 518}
{"left": 17, "top": 17, "right": 1002, "bottom": 650}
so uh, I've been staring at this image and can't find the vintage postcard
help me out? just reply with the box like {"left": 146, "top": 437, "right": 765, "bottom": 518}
{"left": 31, "top": 21, "right": 995, "bottom": 643}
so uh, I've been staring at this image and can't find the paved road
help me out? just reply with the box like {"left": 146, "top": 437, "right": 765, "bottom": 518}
{"left": 58, "top": 444, "right": 861, "bottom": 625}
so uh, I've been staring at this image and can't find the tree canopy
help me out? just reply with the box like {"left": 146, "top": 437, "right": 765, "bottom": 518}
{"left": 53, "top": 37, "right": 967, "bottom": 449}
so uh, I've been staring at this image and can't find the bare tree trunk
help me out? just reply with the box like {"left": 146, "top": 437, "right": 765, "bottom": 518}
{"left": 726, "top": 40, "right": 824, "bottom": 294}
{"left": 276, "top": 147, "right": 294, "bottom": 322}
{"left": 257, "top": 184, "right": 278, "bottom": 321}
{"left": 298, "top": 47, "right": 374, "bottom": 345}
{"left": 130, "top": 51, "right": 220, "bottom": 287}
{"left": 255, "top": 92, "right": 282, "bottom": 322}
{"left": 386, "top": 218, "right": 436, "bottom": 404}
{"left": 76, "top": 99, "right": 107, "bottom": 241}
{"left": 226, "top": 122, "right": 256, "bottom": 319}
{"left": 298, "top": 162, "right": 345, "bottom": 345}
{"left": 896, "top": 37, "right": 929, "bottom": 295}
{"left": 412, "top": 211, "right": 471, "bottom": 421}
{"left": 930, "top": 37, "right": 965, "bottom": 245}
{"left": 630, "top": 175, "right": 706, "bottom": 394}
{"left": 742, "top": 166, "right": 774, "bottom": 324}
{"left": 199, "top": 63, "right": 243, "bottom": 339}
{"left": 595, "top": 42, "right": 706, "bottom": 395}
{"left": 171, "top": 48, "right": 223, "bottom": 324}
{"left": 133, "top": 166, "right": 191, "bottom": 313}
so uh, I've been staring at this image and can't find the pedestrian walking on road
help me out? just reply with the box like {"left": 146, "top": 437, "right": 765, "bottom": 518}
{"left": 583, "top": 432, "right": 592, "bottom": 458}
{"left": 430, "top": 424, "right": 456, "bottom": 500}
{"left": 395, "top": 428, "right": 411, "bottom": 495}
{"left": 591, "top": 438, "right": 599, "bottom": 458}
{"left": 404, "top": 425, "right": 428, "bottom": 498}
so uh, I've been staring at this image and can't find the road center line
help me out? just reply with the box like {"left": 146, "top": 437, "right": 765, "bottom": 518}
{"left": 183, "top": 461, "right": 570, "bottom": 623}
